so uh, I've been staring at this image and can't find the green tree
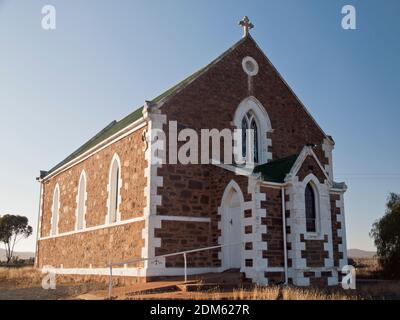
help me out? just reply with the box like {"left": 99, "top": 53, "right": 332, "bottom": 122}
{"left": 0, "top": 214, "right": 33, "bottom": 264}
{"left": 370, "top": 193, "right": 400, "bottom": 278}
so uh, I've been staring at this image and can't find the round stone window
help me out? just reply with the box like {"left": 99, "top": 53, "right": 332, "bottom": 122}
{"left": 242, "top": 56, "right": 259, "bottom": 76}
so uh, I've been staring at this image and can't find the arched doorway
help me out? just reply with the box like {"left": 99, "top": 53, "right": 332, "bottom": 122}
{"left": 220, "top": 181, "right": 244, "bottom": 270}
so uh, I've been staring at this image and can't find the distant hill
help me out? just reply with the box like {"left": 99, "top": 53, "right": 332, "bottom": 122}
{"left": 0, "top": 248, "right": 35, "bottom": 261}
{"left": 347, "top": 248, "right": 376, "bottom": 258}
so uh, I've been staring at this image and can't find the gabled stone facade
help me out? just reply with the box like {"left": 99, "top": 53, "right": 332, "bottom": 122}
{"left": 36, "top": 34, "right": 347, "bottom": 286}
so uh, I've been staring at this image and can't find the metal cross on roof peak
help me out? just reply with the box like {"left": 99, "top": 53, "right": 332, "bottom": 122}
{"left": 239, "top": 16, "right": 254, "bottom": 38}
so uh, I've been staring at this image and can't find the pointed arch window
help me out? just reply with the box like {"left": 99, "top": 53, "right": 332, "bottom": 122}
{"left": 241, "top": 111, "right": 260, "bottom": 164}
{"left": 305, "top": 183, "right": 317, "bottom": 232}
{"left": 251, "top": 118, "right": 259, "bottom": 163}
{"left": 108, "top": 156, "right": 121, "bottom": 224}
{"left": 76, "top": 171, "right": 86, "bottom": 230}
{"left": 51, "top": 185, "right": 60, "bottom": 236}
{"left": 241, "top": 117, "right": 248, "bottom": 160}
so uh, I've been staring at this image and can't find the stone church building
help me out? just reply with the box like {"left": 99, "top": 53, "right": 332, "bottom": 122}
{"left": 35, "top": 18, "right": 348, "bottom": 286}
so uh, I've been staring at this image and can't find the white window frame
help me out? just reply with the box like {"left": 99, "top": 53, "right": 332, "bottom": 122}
{"left": 304, "top": 180, "right": 320, "bottom": 235}
{"left": 233, "top": 96, "right": 273, "bottom": 167}
{"left": 75, "top": 170, "right": 87, "bottom": 230}
{"left": 298, "top": 174, "right": 328, "bottom": 240}
{"left": 51, "top": 184, "right": 60, "bottom": 236}
{"left": 242, "top": 56, "right": 259, "bottom": 76}
{"left": 106, "top": 153, "right": 122, "bottom": 225}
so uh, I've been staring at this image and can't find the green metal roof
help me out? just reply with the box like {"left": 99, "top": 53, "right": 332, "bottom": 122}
{"left": 44, "top": 66, "right": 208, "bottom": 177}
{"left": 44, "top": 37, "right": 247, "bottom": 178}
{"left": 253, "top": 154, "right": 299, "bottom": 183}
{"left": 46, "top": 106, "right": 144, "bottom": 176}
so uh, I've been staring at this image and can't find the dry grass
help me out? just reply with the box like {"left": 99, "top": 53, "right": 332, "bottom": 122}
{"left": 0, "top": 267, "right": 42, "bottom": 289}
{"left": 232, "top": 286, "right": 281, "bottom": 300}
{"left": 1, "top": 263, "right": 399, "bottom": 300}
{"left": 0, "top": 266, "right": 108, "bottom": 300}
{"left": 351, "top": 257, "right": 381, "bottom": 279}
{"left": 281, "top": 287, "right": 353, "bottom": 300}
{"left": 194, "top": 286, "right": 353, "bottom": 300}
{"left": 125, "top": 285, "right": 356, "bottom": 300}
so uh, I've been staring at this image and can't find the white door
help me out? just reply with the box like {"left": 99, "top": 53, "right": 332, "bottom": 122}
{"left": 228, "top": 205, "right": 242, "bottom": 269}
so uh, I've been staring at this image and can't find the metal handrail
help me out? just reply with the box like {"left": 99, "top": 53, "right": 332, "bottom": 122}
{"left": 107, "top": 241, "right": 244, "bottom": 299}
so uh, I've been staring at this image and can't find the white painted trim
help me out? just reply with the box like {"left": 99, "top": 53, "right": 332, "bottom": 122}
{"left": 42, "top": 266, "right": 146, "bottom": 277}
{"left": 141, "top": 106, "right": 167, "bottom": 270}
{"left": 245, "top": 177, "right": 268, "bottom": 285}
{"left": 242, "top": 56, "right": 259, "bottom": 76}
{"left": 42, "top": 265, "right": 288, "bottom": 278}
{"left": 75, "top": 170, "right": 87, "bottom": 231}
{"left": 34, "top": 181, "right": 44, "bottom": 267}
{"left": 41, "top": 120, "right": 146, "bottom": 182}
{"left": 233, "top": 96, "right": 273, "bottom": 165}
{"left": 106, "top": 153, "right": 122, "bottom": 225}
{"left": 285, "top": 172, "right": 335, "bottom": 285}
{"left": 259, "top": 180, "right": 286, "bottom": 189}
{"left": 304, "top": 179, "right": 321, "bottom": 235}
{"left": 212, "top": 160, "right": 254, "bottom": 176}
{"left": 50, "top": 184, "right": 60, "bottom": 236}
{"left": 158, "top": 215, "right": 211, "bottom": 223}
{"left": 330, "top": 188, "right": 347, "bottom": 194}
{"left": 39, "top": 216, "right": 145, "bottom": 240}
{"left": 336, "top": 194, "right": 348, "bottom": 268}
{"left": 285, "top": 145, "right": 331, "bottom": 185}
{"left": 150, "top": 266, "right": 284, "bottom": 277}
{"left": 322, "top": 138, "right": 334, "bottom": 179}
{"left": 281, "top": 187, "right": 288, "bottom": 284}
{"left": 218, "top": 180, "right": 245, "bottom": 271}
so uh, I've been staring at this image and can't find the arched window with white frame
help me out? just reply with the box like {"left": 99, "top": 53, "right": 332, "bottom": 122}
{"left": 234, "top": 96, "right": 272, "bottom": 167}
{"left": 108, "top": 154, "right": 121, "bottom": 224}
{"left": 51, "top": 184, "right": 60, "bottom": 236}
{"left": 76, "top": 170, "right": 87, "bottom": 230}
{"left": 241, "top": 111, "right": 260, "bottom": 164}
{"left": 305, "top": 182, "right": 318, "bottom": 233}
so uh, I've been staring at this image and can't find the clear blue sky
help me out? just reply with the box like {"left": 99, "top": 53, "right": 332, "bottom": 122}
{"left": 0, "top": 0, "right": 399, "bottom": 252}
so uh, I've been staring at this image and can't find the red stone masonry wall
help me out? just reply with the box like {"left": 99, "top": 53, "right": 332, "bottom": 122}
{"left": 40, "top": 127, "right": 147, "bottom": 237}
{"left": 37, "top": 220, "right": 145, "bottom": 268}
{"left": 154, "top": 220, "right": 215, "bottom": 267}
{"left": 260, "top": 186, "right": 284, "bottom": 268}
{"left": 297, "top": 155, "right": 327, "bottom": 184}
{"left": 307, "top": 271, "right": 331, "bottom": 287}
{"left": 156, "top": 164, "right": 251, "bottom": 267}
{"left": 300, "top": 234, "right": 329, "bottom": 268}
{"left": 38, "top": 126, "right": 148, "bottom": 268}
{"left": 153, "top": 36, "right": 331, "bottom": 269}
{"left": 160, "top": 36, "right": 329, "bottom": 165}
{"left": 297, "top": 158, "right": 329, "bottom": 268}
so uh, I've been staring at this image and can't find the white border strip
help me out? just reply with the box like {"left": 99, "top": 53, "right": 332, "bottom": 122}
{"left": 39, "top": 215, "right": 211, "bottom": 241}
{"left": 42, "top": 266, "right": 287, "bottom": 278}
{"left": 159, "top": 215, "right": 211, "bottom": 223}
{"left": 39, "top": 216, "right": 145, "bottom": 240}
